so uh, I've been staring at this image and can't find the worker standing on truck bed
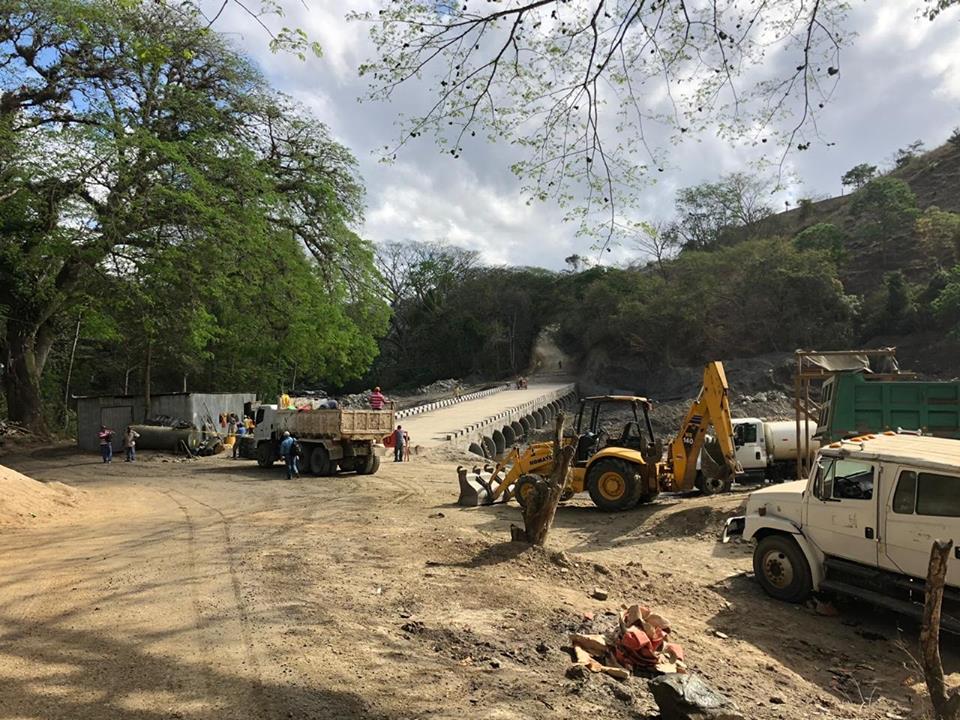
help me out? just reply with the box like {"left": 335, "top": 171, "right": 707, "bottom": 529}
{"left": 370, "top": 386, "right": 386, "bottom": 410}
{"left": 280, "top": 431, "right": 301, "bottom": 479}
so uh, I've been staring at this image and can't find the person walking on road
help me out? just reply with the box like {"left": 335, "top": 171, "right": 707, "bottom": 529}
{"left": 403, "top": 429, "right": 411, "bottom": 462}
{"left": 370, "top": 386, "right": 387, "bottom": 410}
{"left": 98, "top": 425, "right": 114, "bottom": 463}
{"left": 233, "top": 419, "right": 246, "bottom": 458}
{"left": 123, "top": 426, "right": 140, "bottom": 462}
{"left": 280, "top": 430, "right": 301, "bottom": 479}
{"left": 393, "top": 425, "right": 405, "bottom": 462}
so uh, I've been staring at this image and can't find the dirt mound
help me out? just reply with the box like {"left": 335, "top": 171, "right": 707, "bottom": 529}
{"left": 646, "top": 497, "right": 748, "bottom": 540}
{"left": 0, "top": 464, "right": 81, "bottom": 527}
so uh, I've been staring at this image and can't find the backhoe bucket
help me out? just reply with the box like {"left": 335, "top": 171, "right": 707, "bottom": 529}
{"left": 457, "top": 465, "right": 507, "bottom": 506}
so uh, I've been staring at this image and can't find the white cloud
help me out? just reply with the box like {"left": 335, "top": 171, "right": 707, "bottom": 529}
{"left": 211, "top": 0, "right": 960, "bottom": 270}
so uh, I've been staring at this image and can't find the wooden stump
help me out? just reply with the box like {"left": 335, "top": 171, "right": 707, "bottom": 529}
{"left": 510, "top": 412, "right": 576, "bottom": 546}
{"left": 921, "top": 539, "right": 960, "bottom": 720}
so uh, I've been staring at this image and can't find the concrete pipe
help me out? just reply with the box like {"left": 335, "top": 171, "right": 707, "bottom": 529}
{"left": 519, "top": 416, "right": 532, "bottom": 436}
{"left": 492, "top": 429, "right": 506, "bottom": 456}
{"left": 130, "top": 424, "right": 200, "bottom": 453}
{"left": 511, "top": 420, "right": 524, "bottom": 440}
{"left": 533, "top": 409, "right": 545, "bottom": 428}
{"left": 468, "top": 442, "right": 484, "bottom": 457}
{"left": 480, "top": 436, "right": 496, "bottom": 459}
{"left": 502, "top": 425, "right": 516, "bottom": 447}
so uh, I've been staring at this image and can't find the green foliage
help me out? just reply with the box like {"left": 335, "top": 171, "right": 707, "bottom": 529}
{"left": 793, "top": 223, "right": 847, "bottom": 261}
{"left": 840, "top": 163, "right": 877, "bottom": 190}
{"left": 932, "top": 265, "right": 960, "bottom": 333}
{"left": 557, "top": 239, "right": 854, "bottom": 365}
{"left": 849, "top": 177, "right": 919, "bottom": 269}
{"left": 0, "top": 0, "right": 385, "bottom": 424}
{"left": 916, "top": 206, "right": 960, "bottom": 269}
{"left": 672, "top": 173, "right": 773, "bottom": 251}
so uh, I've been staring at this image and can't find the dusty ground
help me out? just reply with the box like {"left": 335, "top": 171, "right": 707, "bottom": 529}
{"left": 0, "top": 446, "right": 956, "bottom": 720}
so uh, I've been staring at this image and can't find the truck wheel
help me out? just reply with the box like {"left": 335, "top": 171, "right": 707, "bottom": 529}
{"left": 256, "top": 441, "right": 274, "bottom": 468}
{"left": 338, "top": 458, "right": 358, "bottom": 473}
{"left": 356, "top": 454, "right": 380, "bottom": 475}
{"left": 308, "top": 446, "right": 335, "bottom": 476}
{"left": 753, "top": 534, "right": 813, "bottom": 603}
{"left": 587, "top": 459, "right": 641, "bottom": 511}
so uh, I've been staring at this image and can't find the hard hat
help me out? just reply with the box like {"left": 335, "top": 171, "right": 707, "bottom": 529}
{"left": 283, "top": 431, "right": 291, "bottom": 437}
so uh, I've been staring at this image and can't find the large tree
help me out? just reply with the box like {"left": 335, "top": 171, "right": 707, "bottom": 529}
{"left": 0, "top": 0, "right": 383, "bottom": 429}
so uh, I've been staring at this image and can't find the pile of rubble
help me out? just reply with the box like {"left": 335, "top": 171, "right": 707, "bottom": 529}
{"left": 567, "top": 602, "right": 745, "bottom": 720}
{"left": 567, "top": 603, "right": 685, "bottom": 681}
{"left": 415, "top": 378, "right": 460, "bottom": 395}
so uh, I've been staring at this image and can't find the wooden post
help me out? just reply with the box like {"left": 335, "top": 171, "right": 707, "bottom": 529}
{"left": 921, "top": 539, "right": 960, "bottom": 720}
{"left": 510, "top": 412, "right": 576, "bottom": 546}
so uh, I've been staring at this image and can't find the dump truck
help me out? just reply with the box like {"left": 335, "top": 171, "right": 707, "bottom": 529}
{"left": 817, "top": 372, "right": 960, "bottom": 443}
{"left": 723, "top": 432, "right": 960, "bottom": 631}
{"left": 731, "top": 418, "right": 818, "bottom": 482}
{"left": 458, "top": 361, "right": 741, "bottom": 510}
{"left": 241, "top": 402, "right": 393, "bottom": 475}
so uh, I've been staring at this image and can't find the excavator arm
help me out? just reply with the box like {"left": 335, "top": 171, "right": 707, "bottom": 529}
{"left": 666, "top": 361, "right": 740, "bottom": 492}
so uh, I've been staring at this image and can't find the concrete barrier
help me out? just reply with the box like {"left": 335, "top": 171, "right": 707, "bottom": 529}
{"left": 395, "top": 383, "right": 510, "bottom": 420}
{"left": 443, "top": 383, "right": 578, "bottom": 452}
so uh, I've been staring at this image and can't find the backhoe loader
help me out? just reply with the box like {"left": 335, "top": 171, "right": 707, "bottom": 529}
{"left": 457, "top": 361, "right": 741, "bottom": 511}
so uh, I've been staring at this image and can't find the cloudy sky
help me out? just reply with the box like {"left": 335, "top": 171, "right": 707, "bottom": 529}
{"left": 216, "top": 1, "right": 960, "bottom": 270}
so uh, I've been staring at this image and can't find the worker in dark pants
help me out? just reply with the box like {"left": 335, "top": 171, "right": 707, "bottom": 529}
{"left": 393, "top": 425, "right": 405, "bottom": 462}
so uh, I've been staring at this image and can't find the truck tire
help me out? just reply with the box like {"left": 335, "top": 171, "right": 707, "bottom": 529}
{"left": 587, "top": 458, "right": 641, "bottom": 511}
{"left": 357, "top": 454, "right": 380, "bottom": 475}
{"left": 256, "top": 441, "right": 274, "bottom": 468}
{"left": 753, "top": 534, "right": 813, "bottom": 603}
{"left": 308, "top": 445, "right": 335, "bottom": 476}
{"left": 698, "top": 473, "right": 730, "bottom": 496}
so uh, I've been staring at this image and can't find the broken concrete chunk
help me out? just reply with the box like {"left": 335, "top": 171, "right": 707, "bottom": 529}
{"left": 648, "top": 673, "right": 745, "bottom": 720}
{"left": 591, "top": 587, "right": 609, "bottom": 600}
{"left": 570, "top": 633, "right": 609, "bottom": 657}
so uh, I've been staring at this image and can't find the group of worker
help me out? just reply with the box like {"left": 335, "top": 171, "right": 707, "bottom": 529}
{"left": 96, "top": 425, "right": 140, "bottom": 463}
{"left": 225, "top": 413, "right": 255, "bottom": 459}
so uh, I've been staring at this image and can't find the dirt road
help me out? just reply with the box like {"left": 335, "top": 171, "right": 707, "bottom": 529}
{"left": 401, "top": 383, "right": 570, "bottom": 448}
{"left": 0, "top": 448, "right": 954, "bottom": 719}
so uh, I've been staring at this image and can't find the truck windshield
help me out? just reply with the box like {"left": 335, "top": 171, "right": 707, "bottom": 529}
{"left": 815, "top": 457, "right": 874, "bottom": 501}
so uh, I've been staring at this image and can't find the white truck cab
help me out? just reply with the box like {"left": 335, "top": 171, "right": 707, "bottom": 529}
{"left": 724, "top": 433, "right": 960, "bottom": 631}
{"left": 731, "top": 417, "right": 817, "bottom": 482}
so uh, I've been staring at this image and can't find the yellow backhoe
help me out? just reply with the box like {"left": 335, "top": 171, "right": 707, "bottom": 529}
{"left": 457, "top": 361, "right": 741, "bottom": 511}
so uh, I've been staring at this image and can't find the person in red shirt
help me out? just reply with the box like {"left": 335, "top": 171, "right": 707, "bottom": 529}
{"left": 370, "top": 386, "right": 386, "bottom": 410}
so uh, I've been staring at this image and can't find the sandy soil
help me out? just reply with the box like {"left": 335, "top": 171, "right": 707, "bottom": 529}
{"left": 0, "top": 447, "right": 955, "bottom": 720}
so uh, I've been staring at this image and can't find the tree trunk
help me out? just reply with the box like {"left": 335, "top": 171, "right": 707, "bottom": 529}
{"left": 921, "top": 539, "right": 960, "bottom": 720}
{"left": 2, "top": 324, "right": 46, "bottom": 432}
{"left": 143, "top": 340, "right": 152, "bottom": 421}
{"left": 510, "top": 412, "right": 576, "bottom": 546}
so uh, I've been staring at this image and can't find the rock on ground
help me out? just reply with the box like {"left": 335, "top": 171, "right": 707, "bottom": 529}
{"left": 648, "top": 673, "right": 745, "bottom": 720}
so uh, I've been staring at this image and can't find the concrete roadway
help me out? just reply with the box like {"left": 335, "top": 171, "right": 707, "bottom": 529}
{"left": 398, "top": 383, "right": 571, "bottom": 448}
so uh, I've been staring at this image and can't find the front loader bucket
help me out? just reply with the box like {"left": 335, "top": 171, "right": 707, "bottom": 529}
{"left": 457, "top": 466, "right": 504, "bottom": 506}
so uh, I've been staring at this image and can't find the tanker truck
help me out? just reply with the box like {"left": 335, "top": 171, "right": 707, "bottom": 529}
{"left": 731, "top": 417, "right": 818, "bottom": 482}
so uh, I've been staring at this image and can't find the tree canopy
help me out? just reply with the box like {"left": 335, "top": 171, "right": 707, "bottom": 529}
{"left": 0, "top": 0, "right": 386, "bottom": 429}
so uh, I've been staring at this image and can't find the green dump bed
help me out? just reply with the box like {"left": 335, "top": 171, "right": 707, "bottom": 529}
{"left": 817, "top": 373, "right": 960, "bottom": 443}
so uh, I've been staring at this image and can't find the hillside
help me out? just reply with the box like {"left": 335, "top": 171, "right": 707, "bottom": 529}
{"left": 749, "top": 140, "right": 960, "bottom": 295}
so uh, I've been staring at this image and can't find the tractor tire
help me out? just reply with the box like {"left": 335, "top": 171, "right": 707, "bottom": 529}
{"left": 357, "top": 454, "right": 381, "bottom": 475}
{"left": 256, "top": 441, "right": 275, "bottom": 468}
{"left": 308, "top": 445, "right": 335, "bottom": 476}
{"left": 753, "top": 534, "right": 813, "bottom": 603}
{"left": 514, "top": 474, "right": 541, "bottom": 509}
{"left": 586, "top": 458, "right": 642, "bottom": 511}
{"left": 698, "top": 473, "right": 729, "bottom": 496}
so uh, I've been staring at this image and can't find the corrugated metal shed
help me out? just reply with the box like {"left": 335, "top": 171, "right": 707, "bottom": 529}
{"left": 76, "top": 392, "right": 256, "bottom": 452}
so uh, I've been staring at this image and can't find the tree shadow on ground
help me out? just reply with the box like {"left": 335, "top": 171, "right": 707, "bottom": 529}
{"left": 0, "top": 611, "right": 391, "bottom": 720}
{"left": 707, "top": 572, "right": 960, "bottom": 712}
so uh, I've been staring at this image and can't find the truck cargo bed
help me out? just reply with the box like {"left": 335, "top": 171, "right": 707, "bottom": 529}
{"left": 274, "top": 408, "right": 394, "bottom": 440}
